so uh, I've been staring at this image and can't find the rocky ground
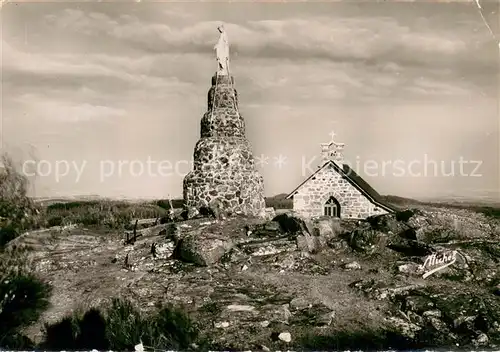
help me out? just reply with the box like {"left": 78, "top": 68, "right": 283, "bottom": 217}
{"left": 6, "top": 204, "right": 500, "bottom": 350}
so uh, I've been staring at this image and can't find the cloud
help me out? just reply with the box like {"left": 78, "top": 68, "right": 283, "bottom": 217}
{"left": 407, "top": 77, "right": 473, "bottom": 96}
{"left": 42, "top": 9, "right": 478, "bottom": 68}
{"left": 35, "top": 6, "right": 497, "bottom": 99}
{"left": 4, "top": 41, "right": 161, "bottom": 85}
{"left": 2, "top": 40, "right": 200, "bottom": 105}
{"left": 235, "top": 57, "right": 478, "bottom": 106}
{"left": 3, "top": 4, "right": 495, "bottom": 115}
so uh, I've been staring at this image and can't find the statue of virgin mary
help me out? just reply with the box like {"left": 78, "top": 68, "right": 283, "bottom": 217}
{"left": 214, "top": 24, "right": 230, "bottom": 75}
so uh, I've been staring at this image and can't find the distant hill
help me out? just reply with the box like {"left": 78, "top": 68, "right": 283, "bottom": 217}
{"left": 381, "top": 194, "right": 500, "bottom": 220}
{"left": 381, "top": 194, "right": 500, "bottom": 209}
{"left": 33, "top": 195, "right": 183, "bottom": 206}
{"left": 380, "top": 195, "right": 423, "bottom": 206}
{"left": 28, "top": 193, "right": 500, "bottom": 221}
{"left": 265, "top": 193, "right": 293, "bottom": 209}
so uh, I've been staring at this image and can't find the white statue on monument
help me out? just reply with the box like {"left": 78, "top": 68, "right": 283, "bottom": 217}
{"left": 214, "top": 24, "right": 230, "bottom": 75}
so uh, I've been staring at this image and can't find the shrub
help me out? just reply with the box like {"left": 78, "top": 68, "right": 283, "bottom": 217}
{"left": 0, "top": 249, "right": 52, "bottom": 348}
{"left": 474, "top": 206, "right": 500, "bottom": 220}
{"left": 171, "top": 199, "right": 184, "bottom": 209}
{"left": 272, "top": 213, "right": 305, "bottom": 234}
{"left": 395, "top": 209, "right": 417, "bottom": 222}
{"left": 152, "top": 303, "right": 199, "bottom": 349}
{"left": 0, "top": 155, "right": 40, "bottom": 248}
{"left": 156, "top": 199, "right": 173, "bottom": 210}
{"left": 0, "top": 225, "right": 20, "bottom": 248}
{"left": 103, "top": 298, "right": 146, "bottom": 350}
{"left": 43, "top": 316, "right": 78, "bottom": 350}
{"left": 46, "top": 201, "right": 100, "bottom": 212}
{"left": 42, "top": 298, "right": 200, "bottom": 350}
{"left": 47, "top": 216, "right": 63, "bottom": 227}
{"left": 43, "top": 308, "right": 108, "bottom": 350}
{"left": 44, "top": 201, "right": 167, "bottom": 229}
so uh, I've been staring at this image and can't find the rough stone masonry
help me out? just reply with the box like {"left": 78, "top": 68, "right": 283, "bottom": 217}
{"left": 183, "top": 27, "right": 265, "bottom": 216}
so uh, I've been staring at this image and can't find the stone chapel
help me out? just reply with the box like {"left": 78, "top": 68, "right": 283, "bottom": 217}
{"left": 286, "top": 134, "right": 396, "bottom": 219}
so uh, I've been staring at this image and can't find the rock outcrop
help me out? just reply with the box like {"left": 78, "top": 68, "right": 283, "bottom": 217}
{"left": 9, "top": 202, "right": 500, "bottom": 349}
{"left": 183, "top": 73, "right": 265, "bottom": 217}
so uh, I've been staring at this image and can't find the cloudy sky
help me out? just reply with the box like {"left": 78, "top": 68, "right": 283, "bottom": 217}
{"left": 1, "top": 0, "right": 499, "bottom": 200}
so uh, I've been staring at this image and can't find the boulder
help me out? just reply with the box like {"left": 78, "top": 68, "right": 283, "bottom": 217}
{"left": 327, "top": 238, "right": 350, "bottom": 251}
{"left": 199, "top": 206, "right": 216, "bottom": 218}
{"left": 386, "top": 232, "right": 434, "bottom": 257}
{"left": 362, "top": 212, "right": 434, "bottom": 256}
{"left": 288, "top": 303, "right": 336, "bottom": 327}
{"left": 473, "top": 333, "right": 489, "bottom": 347}
{"left": 343, "top": 261, "right": 362, "bottom": 270}
{"left": 367, "top": 212, "right": 410, "bottom": 235}
{"left": 357, "top": 208, "right": 496, "bottom": 258}
{"left": 174, "top": 230, "right": 234, "bottom": 266}
{"left": 154, "top": 241, "right": 175, "bottom": 259}
{"left": 242, "top": 238, "right": 296, "bottom": 257}
{"left": 407, "top": 209, "right": 493, "bottom": 244}
{"left": 348, "top": 224, "right": 384, "bottom": 253}
{"left": 316, "top": 310, "right": 336, "bottom": 326}
{"left": 296, "top": 233, "right": 320, "bottom": 254}
{"left": 263, "top": 221, "right": 281, "bottom": 232}
{"left": 289, "top": 297, "right": 311, "bottom": 311}
{"left": 277, "top": 332, "right": 291, "bottom": 343}
{"left": 165, "top": 223, "right": 182, "bottom": 243}
{"left": 493, "top": 284, "right": 500, "bottom": 296}
{"left": 391, "top": 286, "right": 500, "bottom": 347}
{"left": 159, "top": 213, "right": 174, "bottom": 224}
{"left": 313, "top": 217, "right": 342, "bottom": 239}
{"left": 246, "top": 221, "right": 283, "bottom": 238}
{"left": 181, "top": 206, "right": 199, "bottom": 220}
{"left": 272, "top": 213, "right": 309, "bottom": 235}
{"left": 394, "top": 208, "right": 426, "bottom": 223}
{"left": 214, "top": 321, "right": 230, "bottom": 328}
{"left": 397, "top": 262, "right": 422, "bottom": 275}
{"left": 402, "top": 295, "right": 435, "bottom": 314}
{"left": 386, "top": 316, "right": 422, "bottom": 339}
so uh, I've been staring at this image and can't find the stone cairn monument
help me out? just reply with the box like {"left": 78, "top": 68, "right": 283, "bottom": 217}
{"left": 183, "top": 25, "right": 266, "bottom": 216}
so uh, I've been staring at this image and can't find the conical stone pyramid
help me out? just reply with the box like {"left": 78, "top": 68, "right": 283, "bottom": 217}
{"left": 183, "top": 48, "right": 265, "bottom": 216}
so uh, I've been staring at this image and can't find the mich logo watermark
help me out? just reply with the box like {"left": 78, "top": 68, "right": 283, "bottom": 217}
{"left": 420, "top": 250, "right": 462, "bottom": 279}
